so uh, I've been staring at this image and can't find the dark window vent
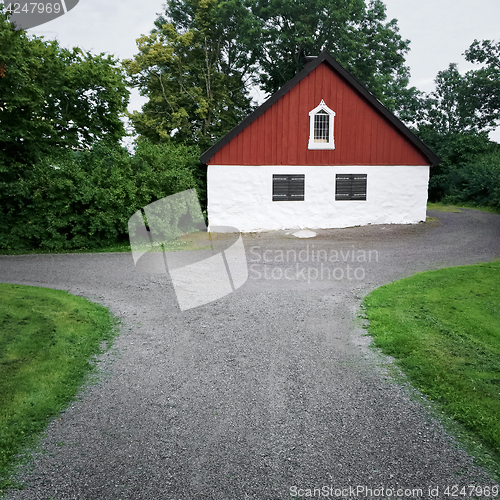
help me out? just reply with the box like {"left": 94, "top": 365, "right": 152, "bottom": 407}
{"left": 335, "top": 174, "right": 367, "bottom": 201}
{"left": 273, "top": 174, "right": 305, "bottom": 201}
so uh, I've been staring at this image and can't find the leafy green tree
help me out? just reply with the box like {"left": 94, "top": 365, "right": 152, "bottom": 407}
{"left": 0, "top": 12, "right": 129, "bottom": 248}
{"left": 463, "top": 39, "right": 500, "bottom": 133}
{"left": 355, "top": 0, "right": 420, "bottom": 119}
{"left": 252, "top": 0, "right": 418, "bottom": 115}
{"left": 418, "top": 64, "right": 473, "bottom": 136}
{"left": 161, "top": 0, "right": 260, "bottom": 79}
{"left": 419, "top": 40, "right": 500, "bottom": 136}
{"left": 417, "top": 128, "right": 496, "bottom": 201}
{"left": 124, "top": 0, "right": 259, "bottom": 150}
{"left": 126, "top": 0, "right": 420, "bottom": 147}
{"left": 415, "top": 39, "right": 500, "bottom": 202}
{"left": 445, "top": 148, "right": 500, "bottom": 209}
{"left": 0, "top": 13, "right": 129, "bottom": 169}
{"left": 0, "top": 141, "right": 203, "bottom": 251}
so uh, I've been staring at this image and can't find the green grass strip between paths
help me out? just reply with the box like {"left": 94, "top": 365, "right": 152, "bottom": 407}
{"left": 0, "top": 284, "right": 118, "bottom": 493}
{"left": 363, "top": 262, "right": 500, "bottom": 476}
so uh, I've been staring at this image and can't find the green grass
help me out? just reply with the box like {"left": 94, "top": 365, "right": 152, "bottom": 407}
{"left": 0, "top": 231, "right": 214, "bottom": 255}
{"left": 0, "top": 240, "right": 132, "bottom": 256}
{"left": 427, "top": 201, "right": 500, "bottom": 214}
{"left": 362, "top": 262, "right": 500, "bottom": 476}
{"left": 0, "top": 284, "right": 118, "bottom": 493}
{"left": 427, "top": 202, "right": 463, "bottom": 212}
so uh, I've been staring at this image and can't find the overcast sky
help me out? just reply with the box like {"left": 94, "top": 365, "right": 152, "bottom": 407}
{"left": 27, "top": 0, "right": 500, "bottom": 140}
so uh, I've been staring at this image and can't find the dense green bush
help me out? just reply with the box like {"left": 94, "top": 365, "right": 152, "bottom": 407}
{"left": 130, "top": 140, "right": 206, "bottom": 211}
{"left": 417, "top": 129, "right": 495, "bottom": 201}
{"left": 416, "top": 127, "right": 500, "bottom": 208}
{"left": 445, "top": 150, "right": 500, "bottom": 209}
{"left": 0, "top": 141, "right": 204, "bottom": 251}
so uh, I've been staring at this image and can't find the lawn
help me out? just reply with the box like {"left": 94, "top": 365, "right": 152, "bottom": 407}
{"left": 0, "top": 230, "right": 213, "bottom": 256}
{"left": 362, "top": 262, "right": 500, "bottom": 476}
{"left": 0, "top": 284, "right": 118, "bottom": 493}
{"left": 0, "top": 240, "right": 132, "bottom": 256}
{"left": 427, "top": 201, "right": 500, "bottom": 214}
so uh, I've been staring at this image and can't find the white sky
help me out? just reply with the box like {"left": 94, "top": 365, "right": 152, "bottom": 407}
{"left": 27, "top": 0, "right": 500, "bottom": 141}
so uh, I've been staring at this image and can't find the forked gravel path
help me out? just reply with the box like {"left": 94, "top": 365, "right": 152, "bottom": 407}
{"left": 1, "top": 209, "right": 500, "bottom": 499}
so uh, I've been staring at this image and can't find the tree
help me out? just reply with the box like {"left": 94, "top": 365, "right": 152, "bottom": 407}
{"left": 0, "top": 12, "right": 130, "bottom": 247}
{"left": 415, "top": 40, "right": 500, "bottom": 202}
{"left": 126, "top": 0, "right": 420, "bottom": 148}
{"left": 0, "top": 13, "right": 129, "bottom": 169}
{"left": 416, "top": 127, "right": 495, "bottom": 201}
{"left": 463, "top": 39, "right": 500, "bottom": 133}
{"left": 418, "top": 63, "right": 473, "bottom": 136}
{"left": 0, "top": 141, "right": 203, "bottom": 251}
{"left": 252, "top": 0, "right": 418, "bottom": 115}
{"left": 161, "top": 0, "right": 260, "bottom": 79}
{"left": 418, "top": 40, "right": 500, "bottom": 136}
{"left": 123, "top": 0, "right": 259, "bottom": 150}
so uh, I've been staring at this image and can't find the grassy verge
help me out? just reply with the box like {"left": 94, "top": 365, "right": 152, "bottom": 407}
{"left": 0, "top": 240, "right": 132, "bottom": 256}
{"left": 427, "top": 201, "right": 500, "bottom": 214}
{"left": 0, "top": 231, "right": 214, "bottom": 256}
{"left": 0, "top": 284, "right": 119, "bottom": 494}
{"left": 362, "top": 262, "right": 500, "bottom": 477}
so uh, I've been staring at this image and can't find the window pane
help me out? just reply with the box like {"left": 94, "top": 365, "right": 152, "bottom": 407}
{"left": 314, "top": 111, "right": 329, "bottom": 143}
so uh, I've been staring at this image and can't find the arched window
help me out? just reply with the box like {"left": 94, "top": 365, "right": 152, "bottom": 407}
{"left": 308, "top": 99, "right": 335, "bottom": 150}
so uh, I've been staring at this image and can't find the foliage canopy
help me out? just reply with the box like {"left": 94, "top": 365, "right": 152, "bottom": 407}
{"left": 253, "top": 0, "right": 416, "bottom": 114}
{"left": 123, "top": 0, "right": 257, "bottom": 151}
{"left": 0, "top": 12, "right": 129, "bottom": 168}
{"left": 125, "top": 0, "right": 419, "bottom": 148}
{"left": 0, "top": 141, "right": 203, "bottom": 252}
{"left": 0, "top": 11, "right": 132, "bottom": 245}
{"left": 416, "top": 39, "right": 500, "bottom": 207}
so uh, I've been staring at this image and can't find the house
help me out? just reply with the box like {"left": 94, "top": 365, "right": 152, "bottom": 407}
{"left": 200, "top": 51, "right": 440, "bottom": 232}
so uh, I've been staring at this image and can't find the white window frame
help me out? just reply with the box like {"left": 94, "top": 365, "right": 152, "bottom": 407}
{"left": 308, "top": 99, "right": 336, "bottom": 150}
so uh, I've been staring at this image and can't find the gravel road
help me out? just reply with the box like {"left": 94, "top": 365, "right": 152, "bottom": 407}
{"left": 1, "top": 209, "right": 500, "bottom": 499}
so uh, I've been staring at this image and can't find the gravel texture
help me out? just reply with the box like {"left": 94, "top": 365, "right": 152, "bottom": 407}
{"left": 1, "top": 209, "right": 500, "bottom": 499}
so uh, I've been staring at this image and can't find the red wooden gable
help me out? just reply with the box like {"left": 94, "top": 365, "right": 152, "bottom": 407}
{"left": 202, "top": 53, "right": 439, "bottom": 167}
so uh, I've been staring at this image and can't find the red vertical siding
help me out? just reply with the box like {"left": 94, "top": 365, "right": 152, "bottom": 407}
{"left": 209, "top": 62, "right": 429, "bottom": 166}
{"left": 296, "top": 78, "right": 308, "bottom": 165}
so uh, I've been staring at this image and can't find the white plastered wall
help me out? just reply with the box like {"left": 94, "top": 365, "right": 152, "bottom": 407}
{"left": 207, "top": 165, "right": 430, "bottom": 232}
